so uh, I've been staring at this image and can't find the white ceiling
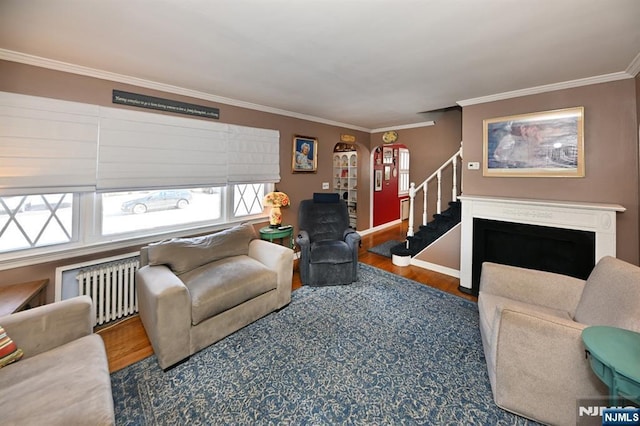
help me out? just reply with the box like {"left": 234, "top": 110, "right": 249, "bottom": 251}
{"left": 1, "top": 0, "right": 639, "bottom": 131}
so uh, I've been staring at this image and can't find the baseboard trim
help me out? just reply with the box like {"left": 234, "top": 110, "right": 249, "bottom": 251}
{"left": 411, "top": 258, "right": 460, "bottom": 278}
{"left": 358, "top": 219, "right": 403, "bottom": 236}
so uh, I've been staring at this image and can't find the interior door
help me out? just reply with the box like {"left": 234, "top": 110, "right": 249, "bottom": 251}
{"left": 372, "top": 144, "right": 408, "bottom": 227}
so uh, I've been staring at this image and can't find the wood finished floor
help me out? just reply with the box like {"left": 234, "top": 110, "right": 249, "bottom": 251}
{"left": 97, "top": 222, "right": 476, "bottom": 373}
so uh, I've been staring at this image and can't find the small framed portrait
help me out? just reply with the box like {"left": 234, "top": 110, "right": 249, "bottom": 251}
{"left": 292, "top": 135, "right": 318, "bottom": 173}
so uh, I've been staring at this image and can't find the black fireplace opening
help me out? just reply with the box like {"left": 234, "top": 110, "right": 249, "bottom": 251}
{"left": 471, "top": 218, "right": 596, "bottom": 296}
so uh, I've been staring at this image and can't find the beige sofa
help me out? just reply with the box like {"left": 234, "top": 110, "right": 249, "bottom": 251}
{"left": 478, "top": 256, "right": 640, "bottom": 426}
{"left": 137, "top": 223, "right": 293, "bottom": 369}
{"left": 0, "top": 296, "right": 115, "bottom": 425}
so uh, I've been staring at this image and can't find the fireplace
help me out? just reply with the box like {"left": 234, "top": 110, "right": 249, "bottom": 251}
{"left": 471, "top": 218, "right": 595, "bottom": 295}
{"left": 459, "top": 196, "right": 625, "bottom": 296}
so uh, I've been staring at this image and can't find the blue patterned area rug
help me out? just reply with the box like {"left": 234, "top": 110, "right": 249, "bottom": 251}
{"left": 111, "top": 264, "right": 537, "bottom": 425}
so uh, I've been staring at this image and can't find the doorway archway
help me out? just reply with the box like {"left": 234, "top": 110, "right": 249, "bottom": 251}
{"left": 370, "top": 143, "right": 410, "bottom": 228}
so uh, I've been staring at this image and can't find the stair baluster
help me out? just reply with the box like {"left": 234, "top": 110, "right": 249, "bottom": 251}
{"left": 396, "top": 145, "right": 463, "bottom": 257}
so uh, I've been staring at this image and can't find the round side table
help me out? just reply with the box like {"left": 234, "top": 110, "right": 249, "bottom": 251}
{"left": 259, "top": 225, "right": 295, "bottom": 249}
{"left": 582, "top": 325, "right": 640, "bottom": 405}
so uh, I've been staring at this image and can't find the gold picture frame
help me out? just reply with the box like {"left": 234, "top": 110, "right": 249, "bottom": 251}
{"left": 483, "top": 107, "right": 585, "bottom": 177}
{"left": 292, "top": 135, "right": 318, "bottom": 173}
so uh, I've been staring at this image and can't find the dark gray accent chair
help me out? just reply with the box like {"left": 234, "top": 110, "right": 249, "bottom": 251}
{"left": 296, "top": 193, "right": 361, "bottom": 286}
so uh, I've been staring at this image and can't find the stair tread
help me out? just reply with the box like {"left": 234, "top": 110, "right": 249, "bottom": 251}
{"left": 391, "top": 206, "right": 461, "bottom": 257}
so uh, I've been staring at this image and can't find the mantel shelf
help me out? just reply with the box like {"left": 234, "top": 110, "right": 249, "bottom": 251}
{"left": 458, "top": 195, "right": 626, "bottom": 213}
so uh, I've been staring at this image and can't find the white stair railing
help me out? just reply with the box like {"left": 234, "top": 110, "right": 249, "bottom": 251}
{"left": 407, "top": 145, "right": 463, "bottom": 238}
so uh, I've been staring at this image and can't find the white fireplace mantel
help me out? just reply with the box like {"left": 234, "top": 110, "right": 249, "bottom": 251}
{"left": 459, "top": 195, "right": 626, "bottom": 292}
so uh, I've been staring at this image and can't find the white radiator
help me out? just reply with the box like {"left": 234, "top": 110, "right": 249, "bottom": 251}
{"left": 76, "top": 256, "right": 140, "bottom": 325}
{"left": 54, "top": 252, "right": 140, "bottom": 326}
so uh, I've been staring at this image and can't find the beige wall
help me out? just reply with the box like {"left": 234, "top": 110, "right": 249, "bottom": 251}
{"left": 370, "top": 109, "right": 463, "bottom": 221}
{"left": 461, "top": 79, "right": 640, "bottom": 264}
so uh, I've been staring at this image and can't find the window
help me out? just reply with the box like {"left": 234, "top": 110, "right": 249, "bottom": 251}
{"left": 0, "top": 183, "right": 271, "bottom": 259}
{"left": 0, "top": 91, "right": 280, "bottom": 262}
{"left": 398, "top": 148, "right": 410, "bottom": 196}
{"left": 101, "top": 187, "right": 223, "bottom": 236}
{"left": 0, "top": 193, "right": 75, "bottom": 253}
{"left": 232, "top": 184, "right": 266, "bottom": 218}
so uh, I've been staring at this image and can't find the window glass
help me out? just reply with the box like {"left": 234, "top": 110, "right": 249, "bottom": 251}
{"left": 101, "top": 187, "right": 223, "bottom": 235}
{"left": 0, "top": 194, "right": 74, "bottom": 253}
{"left": 232, "top": 183, "right": 266, "bottom": 218}
{"left": 398, "top": 148, "right": 410, "bottom": 196}
{"left": 0, "top": 183, "right": 271, "bottom": 258}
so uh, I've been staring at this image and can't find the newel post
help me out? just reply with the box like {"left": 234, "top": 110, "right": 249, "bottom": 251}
{"left": 408, "top": 182, "right": 416, "bottom": 237}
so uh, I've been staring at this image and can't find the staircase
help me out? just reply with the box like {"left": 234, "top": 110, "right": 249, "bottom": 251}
{"left": 389, "top": 144, "right": 463, "bottom": 261}
{"left": 390, "top": 201, "right": 461, "bottom": 257}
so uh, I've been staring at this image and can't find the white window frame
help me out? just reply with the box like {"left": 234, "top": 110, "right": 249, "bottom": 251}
{"left": 398, "top": 148, "right": 410, "bottom": 196}
{"left": 0, "top": 193, "right": 80, "bottom": 253}
{"left": 0, "top": 183, "right": 271, "bottom": 270}
{"left": 230, "top": 183, "right": 271, "bottom": 220}
{"left": 90, "top": 188, "right": 228, "bottom": 241}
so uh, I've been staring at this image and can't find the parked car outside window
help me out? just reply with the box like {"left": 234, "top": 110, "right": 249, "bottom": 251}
{"left": 121, "top": 190, "right": 193, "bottom": 214}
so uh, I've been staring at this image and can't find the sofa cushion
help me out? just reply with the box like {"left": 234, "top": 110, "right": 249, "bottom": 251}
{"left": 310, "top": 240, "right": 352, "bottom": 264}
{"left": 0, "top": 334, "right": 114, "bottom": 425}
{"left": 179, "top": 255, "right": 277, "bottom": 325}
{"left": 147, "top": 223, "right": 257, "bottom": 275}
{"left": 0, "top": 325, "right": 23, "bottom": 368}
{"left": 574, "top": 256, "right": 640, "bottom": 331}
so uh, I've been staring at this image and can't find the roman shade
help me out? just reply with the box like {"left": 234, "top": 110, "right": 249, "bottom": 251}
{"left": 0, "top": 91, "right": 281, "bottom": 195}
{"left": 227, "top": 125, "right": 280, "bottom": 184}
{"left": 97, "top": 107, "right": 229, "bottom": 191}
{"left": 0, "top": 92, "right": 99, "bottom": 195}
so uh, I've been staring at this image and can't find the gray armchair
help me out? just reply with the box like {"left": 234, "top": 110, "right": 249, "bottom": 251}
{"left": 478, "top": 256, "right": 640, "bottom": 426}
{"left": 296, "top": 193, "right": 361, "bottom": 286}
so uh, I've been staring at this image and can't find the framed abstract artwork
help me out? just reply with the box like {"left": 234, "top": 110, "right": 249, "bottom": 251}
{"left": 483, "top": 107, "right": 584, "bottom": 177}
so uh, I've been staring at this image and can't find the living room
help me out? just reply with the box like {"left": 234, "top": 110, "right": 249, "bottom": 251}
{"left": 1, "top": 1, "right": 639, "bottom": 425}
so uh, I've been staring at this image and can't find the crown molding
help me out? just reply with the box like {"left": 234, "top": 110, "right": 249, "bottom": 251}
{"left": 3, "top": 48, "right": 637, "bottom": 133}
{"left": 457, "top": 71, "right": 634, "bottom": 107}
{"left": 372, "top": 121, "right": 436, "bottom": 133}
{"left": 626, "top": 51, "right": 640, "bottom": 77}
{"left": 0, "top": 49, "right": 371, "bottom": 132}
